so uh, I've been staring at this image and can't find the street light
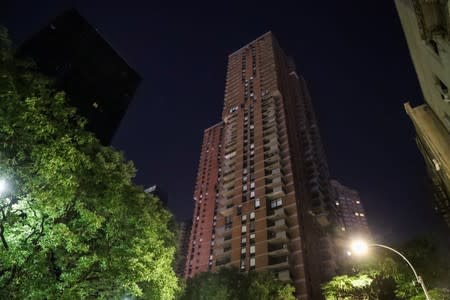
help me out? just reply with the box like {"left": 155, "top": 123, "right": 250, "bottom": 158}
{"left": 349, "top": 239, "right": 431, "bottom": 300}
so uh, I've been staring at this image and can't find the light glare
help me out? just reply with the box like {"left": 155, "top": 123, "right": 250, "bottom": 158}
{"left": 351, "top": 240, "right": 369, "bottom": 255}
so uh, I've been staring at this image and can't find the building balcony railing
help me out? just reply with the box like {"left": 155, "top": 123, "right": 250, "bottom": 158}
{"left": 218, "top": 205, "right": 234, "bottom": 217}
{"left": 223, "top": 170, "right": 235, "bottom": 182}
{"left": 267, "top": 218, "right": 288, "bottom": 232}
{"left": 267, "top": 231, "right": 289, "bottom": 244}
{"left": 266, "top": 186, "right": 285, "bottom": 200}
{"left": 277, "top": 270, "right": 292, "bottom": 282}
{"left": 218, "top": 196, "right": 233, "bottom": 207}
{"left": 267, "top": 208, "right": 286, "bottom": 221}
{"left": 267, "top": 256, "right": 289, "bottom": 270}
{"left": 215, "top": 235, "right": 232, "bottom": 247}
{"left": 216, "top": 255, "right": 231, "bottom": 267}
{"left": 268, "top": 243, "right": 289, "bottom": 257}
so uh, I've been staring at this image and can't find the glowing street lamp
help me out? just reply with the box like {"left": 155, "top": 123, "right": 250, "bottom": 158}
{"left": 348, "top": 239, "right": 431, "bottom": 300}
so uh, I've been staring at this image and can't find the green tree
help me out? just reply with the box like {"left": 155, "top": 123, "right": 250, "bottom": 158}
{"left": 179, "top": 267, "right": 295, "bottom": 300}
{"left": 322, "top": 236, "right": 450, "bottom": 300}
{"left": 0, "top": 27, "right": 179, "bottom": 299}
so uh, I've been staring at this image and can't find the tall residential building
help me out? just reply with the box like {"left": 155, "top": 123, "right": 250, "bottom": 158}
{"left": 394, "top": 0, "right": 450, "bottom": 227}
{"left": 18, "top": 9, "right": 141, "bottom": 145}
{"left": 185, "top": 32, "right": 339, "bottom": 299}
{"left": 185, "top": 122, "right": 224, "bottom": 275}
{"left": 330, "top": 180, "right": 370, "bottom": 238}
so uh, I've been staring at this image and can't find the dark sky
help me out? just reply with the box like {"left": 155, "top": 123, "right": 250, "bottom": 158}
{"left": 2, "top": 1, "right": 448, "bottom": 244}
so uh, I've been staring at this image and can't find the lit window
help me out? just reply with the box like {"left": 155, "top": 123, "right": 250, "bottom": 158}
{"left": 356, "top": 201, "right": 360, "bottom": 204}
{"left": 250, "top": 245, "right": 255, "bottom": 254}
{"left": 255, "top": 198, "right": 260, "bottom": 208}
{"left": 360, "top": 213, "right": 365, "bottom": 217}
{"left": 250, "top": 257, "right": 256, "bottom": 267}
{"left": 250, "top": 212, "right": 255, "bottom": 220}
{"left": 241, "top": 260, "right": 246, "bottom": 270}
{"left": 250, "top": 182, "right": 255, "bottom": 189}
{"left": 335, "top": 201, "right": 339, "bottom": 206}
{"left": 241, "top": 248, "right": 246, "bottom": 254}
{"left": 242, "top": 225, "right": 247, "bottom": 233}
{"left": 250, "top": 191, "right": 255, "bottom": 198}
{"left": 354, "top": 212, "right": 359, "bottom": 216}
{"left": 270, "top": 199, "right": 283, "bottom": 209}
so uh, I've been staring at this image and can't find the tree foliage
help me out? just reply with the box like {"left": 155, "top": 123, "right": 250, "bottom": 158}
{"left": 179, "top": 267, "right": 295, "bottom": 300}
{"left": 0, "top": 27, "right": 179, "bottom": 299}
{"left": 322, "top": 236, "right": 450, "bottom": 300}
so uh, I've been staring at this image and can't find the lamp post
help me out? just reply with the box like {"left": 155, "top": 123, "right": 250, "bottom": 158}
{"left": 350, "top": 240, "right": 431, "bottom": 300}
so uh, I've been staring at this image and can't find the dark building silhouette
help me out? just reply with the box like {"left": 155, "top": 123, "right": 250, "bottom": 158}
{"left": 18, "top": 9, "right": 141, "bottom": 145}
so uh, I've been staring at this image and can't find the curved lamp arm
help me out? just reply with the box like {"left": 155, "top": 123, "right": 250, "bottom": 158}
{"left": 369, "top": 243, "right": 431, "bottom": 300}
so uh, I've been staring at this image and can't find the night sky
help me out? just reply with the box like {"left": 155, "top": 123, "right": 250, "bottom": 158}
{"left": 2, "top": 1, "right": 448, "bottom": 244}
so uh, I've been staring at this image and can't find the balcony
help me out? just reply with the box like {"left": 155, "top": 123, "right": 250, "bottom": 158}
{"left": 267, "top": 218, "right": 288, "bottom": 232}
{"left": 266, "top": 186, "right": 285, "bottom": 199}
{"left": 218, "top": 205, "right": 234, "bottom": 216}
{"left": 267, "top": 231, "right": 288, "bottom": 244}
{"left": 267, "top": 256, "right": 289, "bottom": 270}
{"left": 223, "top": 170, "right": 235, "bottom": 182}
{"left": 268, "top": 243, "right": 289, "bottom": 257}
{"left": 218, "top": 196, "right": 233, "bottom": 207}
{"left": 265, "top": 176, "right": 283, "bottom": 188}
{"left": 277, "top": 270, "right": 292, "bottom": 282}
{"left": 267, "top": 208, "right": 286, "bottom": 220}
{"left": 215, "top": 225, "right": 232, "bottom": 237}
{"left": 216, "top": 255, "right": 231, "bottom": 267}
{"left": 215, "top": 235, "right": 232, "bottom": 247}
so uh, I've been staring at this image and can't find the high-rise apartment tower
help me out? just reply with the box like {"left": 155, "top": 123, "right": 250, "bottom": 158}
{"left": 330, "top": 180, "right": 370, "bottom": 238}
{"left": 394, "top": 0, "right": 450, "bottom": 227}
{"left": 185, "top": 32, "right": 338, "bottom": 299}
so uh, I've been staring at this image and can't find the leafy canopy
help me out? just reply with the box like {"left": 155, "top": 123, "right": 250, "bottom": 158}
{"left": 179, "top": 267, "right": 295, "bottom": 300}
{"left": 0, "top": 27, "right": 179, "bottom": 299}
{"left": 322, "top": 236, "right": 450, "bottom": 300}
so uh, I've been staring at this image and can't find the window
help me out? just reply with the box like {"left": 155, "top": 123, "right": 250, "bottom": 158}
{"left": 242, "top": 214, "right": 247, "bottom": 222}
{"left": 270, "top": 198, "right": 283, "bottom": 209}
{"left": 250, "top": 245, "right": 255, "bottom": 254}
{"left": 241, "top": 237, "right": 246, "bottom": 244}
{"left": 250, "top": 257, "right": 256, "bottom": 267}
{"left": 250, "top": 221, "right": 255, "bottom": 233}
{"left": 241, "top": 248, "right": 246, "bottom": 254}
{"left": 241, "top": 225, "right": 247, "bottom": 233}
{"left": 250, "top": 182, "right": 255, "bottom": 189}
{"left": 250, "top": 212, "right": 255, "bottom": 220}
{"left": 255, "top": 198, "right": 260, "bottom": 208}
{"left": 250, "top": 191, "right": 255, "bottom": 199}
{"left": 250, "top": 233, "right": 255, "bottom": 241}
{"left": 237, "top": 206, "right": 242, "bottom": 216}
